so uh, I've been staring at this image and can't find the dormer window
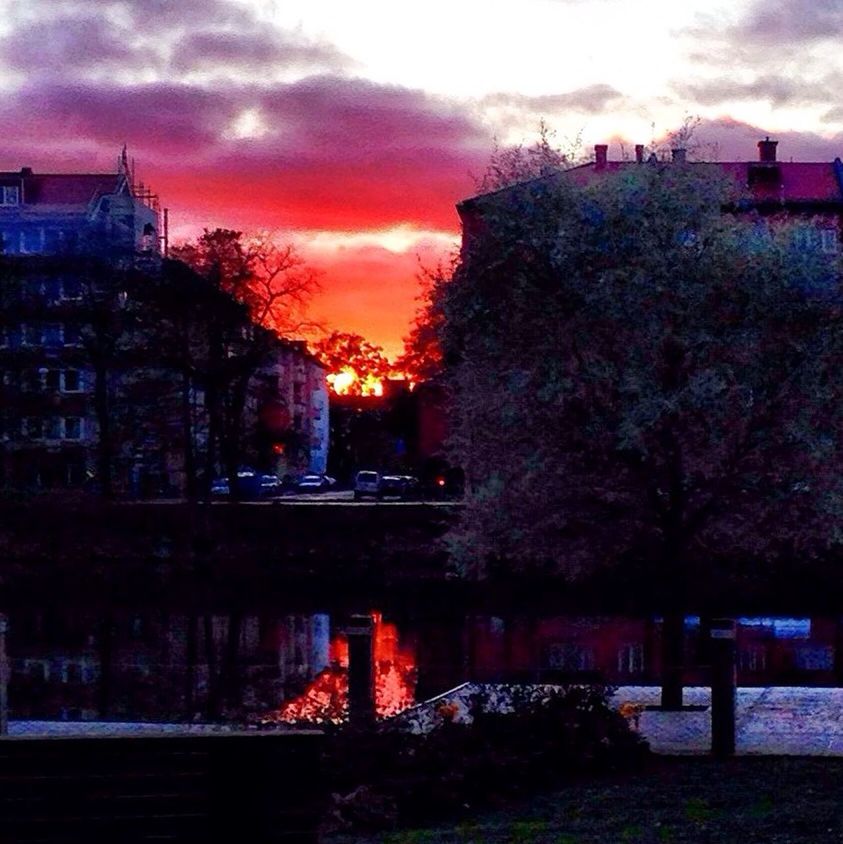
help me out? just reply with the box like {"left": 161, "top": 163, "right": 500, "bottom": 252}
{"left": 0, "top": 186, "right": 19, "bottom": 206}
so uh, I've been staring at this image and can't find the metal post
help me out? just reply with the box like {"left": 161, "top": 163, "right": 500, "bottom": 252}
{"left": 0, "top": 614, "right": 8, "bottom": 735}
{"left": 710, "top": 618, "right": 736, "bottom": 758}
{"left": 343, "top": 614, "right": 375, "bottom": 728}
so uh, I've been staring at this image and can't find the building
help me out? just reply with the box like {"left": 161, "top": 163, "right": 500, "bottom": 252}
{"left": 0, "top": 156, "right": 329, "bottom": 494}
{"left": 459, "top": 138, "right": 842, "bottom": 253}
{"left": 250, "top": 337, "right": 329, "bottom": 477}
{"left": 0, "top": 155, "right": 161, "bottom": 491}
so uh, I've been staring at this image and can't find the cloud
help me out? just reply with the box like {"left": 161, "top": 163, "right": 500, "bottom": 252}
{"left": 673, "top": 73, "right": 842, "bottom": 108}
{"left": 0, "top": 73, "right": 490, "bottom": 231}
{"left": 735, "top": 0, "right": 843, "bottom": 44}
{"left": 482, "top": 84, "right": 624, "bottom": 115}
{"left": 0, "top": 0, "right": 350, "bottom": 82}
{"left": 664, "top": 116, "right": 843, "bottom": 162}
{"left": 171, "top": 28, "right": 348, "bottom": 76}
{"left": 1, "top": 13, "right": 137, "bottom": 75}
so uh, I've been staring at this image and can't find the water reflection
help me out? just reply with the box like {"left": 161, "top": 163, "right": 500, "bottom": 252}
{"left": 262, "top": 614, "right": 417, "bottom": 724}
{"left": 5, "top": 610, "right": 841, "bottom": 723}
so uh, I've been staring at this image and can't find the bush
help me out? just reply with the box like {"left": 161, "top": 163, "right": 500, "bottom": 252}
{"left": 324, "top": 685, "right": 649, "bottom": 832}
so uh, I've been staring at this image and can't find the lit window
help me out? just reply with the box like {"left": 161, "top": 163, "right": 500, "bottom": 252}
{"left": 0, "top": 186, "right": 19, "bottom": 206}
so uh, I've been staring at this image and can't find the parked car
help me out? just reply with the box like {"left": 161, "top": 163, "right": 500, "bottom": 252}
{"left": 209, "top": 468, "right": 279, "bottom": 499}
{"left": 376, "top": 475, "right": 421, "bottom": 499}
{"left": 378, "top": 475, "right": 406, "bottom": 498}
{"left": 354, "top": 470, "right": 381, "bottom": 500}
{"left": 259, "top": 474, "right": 281, "bottom": 497}
{"left": 296, "top": 474, "right": 337, "bottom": 492}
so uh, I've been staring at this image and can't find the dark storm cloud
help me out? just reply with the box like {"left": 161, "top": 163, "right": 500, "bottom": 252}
{"left": 482, "top": 84, "right": 624, "bottom": 114}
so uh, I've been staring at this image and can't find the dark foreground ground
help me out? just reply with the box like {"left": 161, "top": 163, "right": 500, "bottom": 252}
{"left": 325, "top": 757, "right": 843, "bottom": 843}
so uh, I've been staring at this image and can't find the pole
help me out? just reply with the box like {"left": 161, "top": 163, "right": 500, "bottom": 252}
{"left": 343, "top": 614, "right": 375, "bottom": 728}
{"left": 0, "top": 614, "right": 9, "bottom": 735}
{"left": 710, "top": 618, "right": 736, "bottom": 758}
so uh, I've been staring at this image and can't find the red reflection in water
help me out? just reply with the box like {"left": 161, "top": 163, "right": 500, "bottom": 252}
{"left": 265, "top": 613, "right": 416, "bottom": 724}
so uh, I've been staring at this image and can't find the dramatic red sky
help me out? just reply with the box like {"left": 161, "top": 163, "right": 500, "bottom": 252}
{"left": 3, "top": 0, "right": 843, "bottom": 359}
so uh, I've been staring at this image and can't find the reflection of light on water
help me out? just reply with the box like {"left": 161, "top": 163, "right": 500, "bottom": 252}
{"left": 263, "top": 613, "right": 416, "bottom": 724}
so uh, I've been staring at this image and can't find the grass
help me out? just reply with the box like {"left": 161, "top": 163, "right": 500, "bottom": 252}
{"left": 324, "top": 757, "right": 843, "bottom": 843}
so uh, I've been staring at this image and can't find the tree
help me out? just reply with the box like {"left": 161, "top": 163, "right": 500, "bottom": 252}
{"left": 394, "top": 264, "right": 450, "bottom": 384}
{"left": 441, "top": 161, "right": 843, "bottom": 709}
{"left": 475, "top": 119, "right": 583, "bottom": 193}
{"left": 171, "top": 229, "right": 319, "bottom": 500}
{"left": 171, "top": 228, "right": 319, "bottom": 334}
{"left": 314, "top": 331, "right": 392, "bottom": 396}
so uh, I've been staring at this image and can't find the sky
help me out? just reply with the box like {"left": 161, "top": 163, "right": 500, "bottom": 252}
{"left": 2, "top": 0, "right": 843, "bottom": 359}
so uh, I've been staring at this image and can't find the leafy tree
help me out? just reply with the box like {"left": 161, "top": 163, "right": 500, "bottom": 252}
{"left": 314, "top": 331, "right": 392, "bottom": 396}
{"left": 395, "top": 265, "right": 450, "bottom": 384}
{"left": 441, "top": 161, "right": 843, "bottom": 708}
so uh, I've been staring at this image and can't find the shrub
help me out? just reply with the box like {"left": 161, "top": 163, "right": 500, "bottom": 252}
{"left": 324, "top": 684, "right": 649, "bottom": 831}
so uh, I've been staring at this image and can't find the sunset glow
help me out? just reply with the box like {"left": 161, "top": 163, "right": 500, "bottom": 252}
{"left": 4, "top": 0, "right": 843, "bottom": 356}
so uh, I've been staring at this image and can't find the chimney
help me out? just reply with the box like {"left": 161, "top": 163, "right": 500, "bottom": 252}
{"left": 19, "top": 167, "right": 32, "bottom": 177}
{"left": 635, "top": 144, "right": 645, "bottom": 163}
{"left": 758, "top": 137, "right": 778, "bottom": 162}
{"left": 594, "top": 144, "right": 608, "bottom": 170}
{"left": 672, "top": 148, "right": 686, "bottom": 164}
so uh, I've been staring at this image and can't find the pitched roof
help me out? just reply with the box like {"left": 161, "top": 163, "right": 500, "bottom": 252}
{"left": 460, "top": 155, "right": 843, "bottom": 211}
{"left": 0, "top": 172, "right": 121, "bottom": 206}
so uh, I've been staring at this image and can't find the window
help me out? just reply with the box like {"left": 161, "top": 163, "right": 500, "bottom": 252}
{"left": 43, "top": 278, "right": 62, "bottom": 303}
{"left": 43, "top": 417, "right": 62, "bottom": 440}
{"left": 546, "top": 643, "right": 595, "bottom": 672}
{"left": 62, "top": 323, "right": 81, "bottom": 346}
{"left": 22, "top": 370, "right": 42, "bottom": 392}
{"left": 22, "top": 324, "right": 43, "bottom": 346}
{"left": 19, "top": 229, "right": 41, "bottom": 254}
{"left": 0, "top": 186, "right": 19, "bottom": 206}
{"left": 45, "top": 370, "right": 61, "bottom": 391}
{"left": 739, "top": 647, "right": 767, "bottom": 673}
{"left": 617, "top": 644, "right": 645, "bottom": 674}
{"left": 43, "top": 324, "right": 62, "bottom": 347}
{"left": 44, "top": 229, "right": 62, "bottom": 253}
{"left": 61, "top": 278, "right": 82, "bottom": 301}
{"left": 63, "top": 369, "right": 81, "bottom": 392}
{"left": 821, "top": 229, "right": 839, "bottom": 254}
{"left": 64, "top": 417, "right": 82, "bottom": 440}
{"left": 24, "top": 417, "right": 43, "bottom": 439}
